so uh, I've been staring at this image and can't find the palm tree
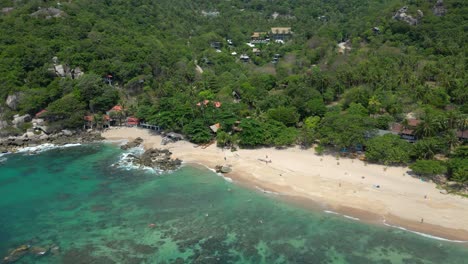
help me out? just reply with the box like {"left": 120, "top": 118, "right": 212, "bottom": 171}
{"left": 414, "top": 113, "right": 442, "bottom": 139}
{"left": 93, "top": 113, "right": 104, "bottom": 130}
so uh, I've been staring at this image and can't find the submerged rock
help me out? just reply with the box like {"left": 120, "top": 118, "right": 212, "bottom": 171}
{"left": 2, "top": 244, "right": 30, "bottom": 263}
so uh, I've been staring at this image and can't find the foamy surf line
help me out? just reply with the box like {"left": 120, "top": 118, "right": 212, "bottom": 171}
{"left": 324, "top": 210, "right": 360, "bottom": 221}
{"left": 255, "top": 186, "right": 280, "bottom": 195}
{"left": 16, "top": 143, "right": 82, "bottom": 154}
{"left": 188, "top": 162, "right": 234, "bottom": 183}
{"left": 382, "top": 220, "right": 468, "bottom": 243}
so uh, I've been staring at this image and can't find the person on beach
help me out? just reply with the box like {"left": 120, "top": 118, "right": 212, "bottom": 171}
{"left": 421, "top": 218, "right": 424, "bottom": 223}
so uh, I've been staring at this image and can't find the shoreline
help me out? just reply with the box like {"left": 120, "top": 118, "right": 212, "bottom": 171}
{"left": 103, "top": 127, "right": 468, "bottom": 242}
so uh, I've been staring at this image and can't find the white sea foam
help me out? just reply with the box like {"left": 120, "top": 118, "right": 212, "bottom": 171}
{"left": 255, "top": 186, "right": 279, "bottom": 195}
{"left": 324, "top": 210, "right": 360, "bottom": 221}
{"left": 16, "top": 143, "right": 82, "bottom": 155}
{"left": 343, "top": 215, "right": 360, "bottom": 221}
{"left": 112, "top": 146, "right": 163, "bottom": 174}
{"left": 382, "top": 220, "right": 468, "bottom": 243}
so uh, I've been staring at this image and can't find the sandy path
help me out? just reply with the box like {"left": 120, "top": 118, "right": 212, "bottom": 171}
{"left": 102, "top": 127, "right": 468, "bottom": 241}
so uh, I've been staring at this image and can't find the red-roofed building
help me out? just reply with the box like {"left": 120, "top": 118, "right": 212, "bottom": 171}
{"left": 390, "top": 119, "right": 420, "bottom": 142}
{"left": 35, "top": 109, "right": 47, "bottom": 118}
{"left": 214, "top": 101, "right": 222, "bottom": 108}
{"left": 126, "top": 117, "right": 140, "bottom": 126}
{"left": 109, "top": 105, "right": 123, "bottom": 112}
{"left": 84, "top": 115, "right": 110, "bottom": 129}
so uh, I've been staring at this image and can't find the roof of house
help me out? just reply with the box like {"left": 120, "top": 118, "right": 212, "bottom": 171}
{"left": 109, "top": 105, "right": 123, "bottom": 112}
{"left": 35, "top": 109, "right": 47, "bottom": 118}
{"left": 407, "top": 119, "right": 421, "bottom": 127}
{"left": 271, "top": 27, "right": 292, "bottom": 34}
{"left": 251, "top": 32, "right": 267, "bottom": 38}
{"left": 127, "top": 117, "right": 139, "bottom": 122}
{"left": 84, "top": 115, "right": 110, "bottom": 122}
{"left": 391, "top": 123, "right": 413, "bottom": 135}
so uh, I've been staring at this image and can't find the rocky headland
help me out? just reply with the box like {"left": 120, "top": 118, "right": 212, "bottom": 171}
{"left": 0, "top": 130, "right": 103, "bottom": 154}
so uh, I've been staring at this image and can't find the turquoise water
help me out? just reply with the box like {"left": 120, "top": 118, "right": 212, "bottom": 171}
{"left": 1, "top": 144, "right": 467, "bottom": 263}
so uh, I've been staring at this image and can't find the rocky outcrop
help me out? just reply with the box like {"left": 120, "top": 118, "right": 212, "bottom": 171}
{"left": 125, "top": 148, "right": 182, "bottom": 171}
{"left": 50, "top": 57, "right": 84, "bottom": 79}
{"left": 1, "top": 7, "right": 14, "bottom": 15}
{"left": 393, "top": 6, "right": 422, "bottom": 26}
{"left": 120, "top": 137, "right": 144, "bottom": 150}
{"left": 0, "top": 120, "right": 8, "bottom": 129}
{"left": 433, "top": 0, "right": 447, "bottom": 16}
{"left": 30, "top": 7, "right": 66, "bottom": 19}
{"left": 139, "top": 148, "right": 182, "bottom": 171}
{"left": 0, "top": 131, "right": 104, "bottom": 152}
{"left": 12, "top": 114, "right": 32, "bottom": 128}
{"left": 6, "top": 93, "right": 21, "bottom": 110}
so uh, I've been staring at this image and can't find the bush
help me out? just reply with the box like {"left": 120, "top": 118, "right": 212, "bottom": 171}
{"left": 410, "top": 160, "right": 447, "bottom": 177}
{"left": 365, "top": 134, "right": 411, "bottom": 165}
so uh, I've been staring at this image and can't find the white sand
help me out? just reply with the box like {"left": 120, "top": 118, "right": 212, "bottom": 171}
{"left": 102, "top": 127, "right": 468, "bottom": 240}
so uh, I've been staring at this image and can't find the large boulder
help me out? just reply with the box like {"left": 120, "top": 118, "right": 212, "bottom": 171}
{"left": 0, "top": 120, "right": 8, "bottom": 129}
{"left": 392, "top": 6, "right": 420, "bottom": 26}
{"left": 6, "top": 93, "right": 21, "bottom": 110}
{"left": 12, "top": 114, "right": 32, "bottom": 128}
{"left": 32, "top": 118, "right": 45, "bottom": 127}
{"left": 433, "top": 0, "right": 447, "bottom": 16}
{"left": 61, "top": 129, "right": 73, "bottom": 136}
{"left": 215, "top": 165, "right": 232, "bottom": 173}
{"left": 30, "top": 7, "right": 66, "bottom": 19}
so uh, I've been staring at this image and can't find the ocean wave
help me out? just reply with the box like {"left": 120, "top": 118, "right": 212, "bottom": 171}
{"left": 343, "top": 215, "right": 360, "bottom": 221}
{"left": 255, "top": 186, "right": 279, "bottom": 195}
{"left": 382, "top": 220, "right": 468, "bottom": 243}
{"left": 324, "top": 210, "right": 360, "bottom": 221}
{"left": 16, "top": 143, "right": 82, "bottom": 155}
{"left": 206, "top": 167, "right": 234, "bottom": 182}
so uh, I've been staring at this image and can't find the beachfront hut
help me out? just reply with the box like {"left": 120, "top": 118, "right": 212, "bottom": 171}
{"left": 84, "top": 115, "right": 110, "bottom": 129}
{"left": 107, "top": 105, "right": 125, "bottom": 126}
{"left": 126, "top": 117, "right": 140, "bottom": 127}
{"left": 390, "top": 119, "right": 420, "bottom": 142}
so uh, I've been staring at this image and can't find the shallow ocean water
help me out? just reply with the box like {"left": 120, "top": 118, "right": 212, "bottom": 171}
{"left": 0, "top": 143, "right": 467, "bottom": 263}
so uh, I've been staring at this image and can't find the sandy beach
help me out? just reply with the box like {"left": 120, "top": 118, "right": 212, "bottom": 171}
{"left": 102, "top": 127, "right": 468, "bottom": 241}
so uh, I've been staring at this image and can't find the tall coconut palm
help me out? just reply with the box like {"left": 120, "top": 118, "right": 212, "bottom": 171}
{"left": 414, "top": 114, "right": 442, "bottom": 138}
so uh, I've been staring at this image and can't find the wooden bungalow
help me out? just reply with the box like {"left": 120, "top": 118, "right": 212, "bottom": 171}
{"left": 270, "top": 27, "right": 292, "bottom": 40}
{"left": 390, "top": 119, "right": 420, "bottom": 142}
{"left": 251, "top": 32, "right": 269, "bottom": 43}
{"left": 126, "top": 117, "right": 140, "bottom": 127}
{"left": 84, "top": 115, "right": 110, "bottom": 130}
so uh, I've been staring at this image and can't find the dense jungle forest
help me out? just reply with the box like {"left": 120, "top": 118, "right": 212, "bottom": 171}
{"left": 0, "top": 0, "right": 466, "bottom": 184}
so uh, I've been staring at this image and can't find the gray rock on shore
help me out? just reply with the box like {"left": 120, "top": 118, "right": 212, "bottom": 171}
{"left": 120, "top": 137, "right": 144, "bottom": 150}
